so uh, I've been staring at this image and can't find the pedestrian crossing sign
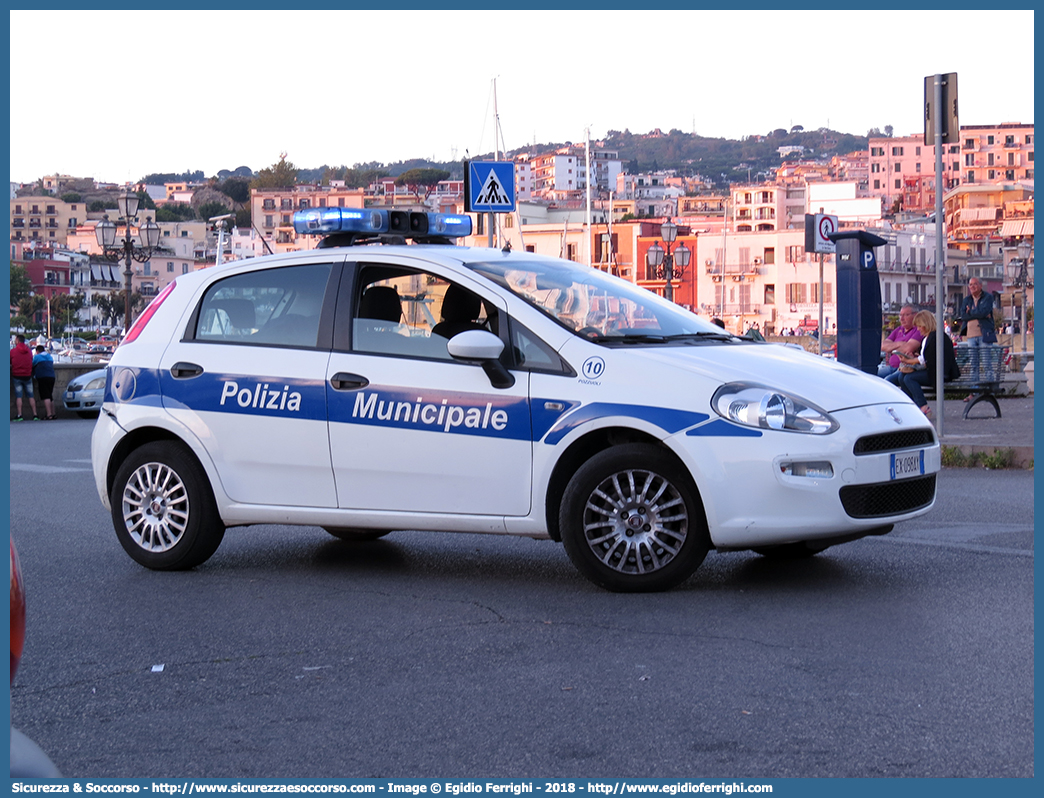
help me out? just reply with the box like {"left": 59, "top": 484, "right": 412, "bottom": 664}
{"left": 465, "top": 161, "right": 516, "bottom": 213}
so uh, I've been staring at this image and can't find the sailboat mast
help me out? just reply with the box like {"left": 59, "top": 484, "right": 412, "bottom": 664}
{"left": 490, "top": 78, "right": 498, "bottom": 248}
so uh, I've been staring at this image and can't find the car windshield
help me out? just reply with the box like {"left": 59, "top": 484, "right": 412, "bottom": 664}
{"left": 468, "top": 256, "right": 734, "bottom": 342}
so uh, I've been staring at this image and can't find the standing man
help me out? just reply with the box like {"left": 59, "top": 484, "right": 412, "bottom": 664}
{"left": 10, "top": 334, "right": 39, "bottom": 421}
{"left": 32, "top": 344, "right": 57, "bottom": 420}
{"left": 960, "top": 277, "right": 996, "bottom": 387}
{"left": 879, "top": 305, "right": 923, "bottom": 378}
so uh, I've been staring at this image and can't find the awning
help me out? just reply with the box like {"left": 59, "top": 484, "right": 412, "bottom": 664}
{"left": 999, "top": 219, "right": 1034, "bottom": 237}
{"left": 964, "top": 207, "right": 1000, "bottom": 221}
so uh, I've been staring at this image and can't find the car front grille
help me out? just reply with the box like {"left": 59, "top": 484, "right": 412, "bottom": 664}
{"left": 839, "top": 474, "right": 936, "bottom": 518}
{"left": 853, "top": 429, "right": 936, "bottom": 455}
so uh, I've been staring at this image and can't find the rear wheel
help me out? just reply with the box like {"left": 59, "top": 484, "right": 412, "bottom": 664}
{"left": 110, "top": 441, "right": 225, "bottom": 570}
{"left": 322, "top": 527, "right": 391, "bottom": 542}
{"left": 559, "top": 444, "right": 709, "bottom": 592}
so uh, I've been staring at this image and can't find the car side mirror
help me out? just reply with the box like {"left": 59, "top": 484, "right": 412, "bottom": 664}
{"left": 447, "top": 330, "right": 515, "bottom": 389}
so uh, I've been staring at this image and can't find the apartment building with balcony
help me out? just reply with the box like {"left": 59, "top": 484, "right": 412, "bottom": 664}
{"left": 695, "top": 227, "right": 824, "bottom": 334}
{"left": 251, "top": 185, "right": 366, "bottom": 252}
{"left": 868, "top": 124, "right": 1034, "bottom": 214}
{"left": 731, "top": 185, "right": 781, "bottom": 233}
{"left": 865, "top": 222, "right": 943, "bottom": 312}
{"left": 868, "top": 135, "right": 960, "bottom": 212}
{"left": 10, "top": 196, "right": 82, "bottom": 246}
{"left": 829, "top": 151, "right": 869, "bottom": 191}
{"left": 944, "top": 182, "right": 1033, "bottom": 257}
{"left": 960, "top": 123, "right": 1034, "bottom": 185}
{"left": 524, "top": 149, "right": 582, "bottom": 201}
{"left": 615, "top": 171, "right": 682, "bottom": 218}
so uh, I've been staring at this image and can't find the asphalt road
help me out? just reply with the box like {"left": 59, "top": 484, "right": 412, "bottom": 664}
{"left": 8, "top": 418, "right": 1034, "bottom": 779}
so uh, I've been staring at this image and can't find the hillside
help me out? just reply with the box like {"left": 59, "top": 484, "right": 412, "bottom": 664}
{"left": 293, "top": 127, "right": 869, "bottom": 188}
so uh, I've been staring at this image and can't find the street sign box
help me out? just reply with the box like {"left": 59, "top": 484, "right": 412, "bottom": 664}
{"left": 465, "top": 161, "right": 516, "bottom": 213}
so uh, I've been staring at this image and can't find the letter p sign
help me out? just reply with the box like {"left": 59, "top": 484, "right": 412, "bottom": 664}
{"left": 862, "top": 250, "right": 876, "bottom": 270}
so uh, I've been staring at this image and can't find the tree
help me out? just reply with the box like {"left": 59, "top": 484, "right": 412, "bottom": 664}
{"left": 251, "top": 154, "right": 298, "bottom": 190}
{"left": 217, "top": 177, "right": 250, "bottom": 205}
{"left": 61, "top": 192, "right": 82, "bottom": 203}
{"left": 90, "top": 200, "right": 116, "bottom": 212}
{"left": 198, "top": 200, "right": 232, "bottom": 222}
{"left": 17, "top": 295, "right": 44, "bottom": 322}
{"left": 394, "top": 168, "right": 451, "bottom": 199}
{"left": 884, "top": 125, "right": 894, "bottom": 138}
{"left": 155, "top": 203, "right": 196, "bottom": 222}
{"left": 45, "top": 293, "right": 85, "bottom": 336}
{"left": 10, "top": 264, "right": 31, "bottom": 305}
{"left": 344, "top": 164, "right": 389, "bottom": 189}
{"left": 94, "top": 291, "right": 147, "bottom": 329}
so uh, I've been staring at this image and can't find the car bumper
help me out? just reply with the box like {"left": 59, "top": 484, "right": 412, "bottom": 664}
{"left": 672, "top": 402, "right": 940, "bottom": 549}
{"left": 63, "top": 389, "right": 103, "bottom": 413}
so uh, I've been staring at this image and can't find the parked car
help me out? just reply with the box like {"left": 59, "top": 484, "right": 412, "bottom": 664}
{"left": 90, "top": 209, "right": 941, "bottom": 592}
{"left": 10, "top": 540, "right": 62, "bottom": 777}
{"left": 63, "top": 367, "right": 107, "bottom": 418}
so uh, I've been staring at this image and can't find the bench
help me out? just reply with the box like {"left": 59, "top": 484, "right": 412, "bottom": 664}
{"left": 924, "top": 344, "right": 1007, "bottom": 418}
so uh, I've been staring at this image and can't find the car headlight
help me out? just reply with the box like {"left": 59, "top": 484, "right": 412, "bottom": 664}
{"left": 711, "top": 382, "right": 838, "bottom": 434}
{"left": 85, "top": 377, "right": 106, "bottom": 391}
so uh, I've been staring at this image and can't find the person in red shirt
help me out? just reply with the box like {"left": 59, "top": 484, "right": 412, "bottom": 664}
{"left": 9, "top": 334, "right": 38, "bottom": 421}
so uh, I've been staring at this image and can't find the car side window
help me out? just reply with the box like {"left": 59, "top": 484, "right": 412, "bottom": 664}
{"left": 510, "top": 320, "right": 569, "bottom": 374}
{"left": 194, "top": 264, "right": 332, "bottom": 348}
{"left": 352, "top": 266, "right": 495, "bottom": 360}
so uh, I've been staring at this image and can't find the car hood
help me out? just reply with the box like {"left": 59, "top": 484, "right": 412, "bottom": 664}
{"left": 626, "top": 342, "right": 907, "bottom": 412}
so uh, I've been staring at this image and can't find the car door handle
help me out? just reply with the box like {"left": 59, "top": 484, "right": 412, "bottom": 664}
{"left": 170, "top": 362, "right": 203, "bottom": 379}
{"left": 330, "top": 372, "right": 369, "bottom": 391}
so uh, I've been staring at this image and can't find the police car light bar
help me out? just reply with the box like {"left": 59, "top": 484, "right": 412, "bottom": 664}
{"left": 293, "top": 208, "right": 472, "bottom": 244}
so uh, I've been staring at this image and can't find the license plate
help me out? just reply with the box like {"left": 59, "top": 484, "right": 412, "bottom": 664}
{"left": 890, "top": 450, "right": 925, "bottom": 480}
{"left": 65, "top": 391, "right": 75, "bottom": 400}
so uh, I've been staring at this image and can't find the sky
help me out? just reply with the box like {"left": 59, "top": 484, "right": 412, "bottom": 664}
{"left": 8, "top": 8, "right": 1035, "bottom": 185}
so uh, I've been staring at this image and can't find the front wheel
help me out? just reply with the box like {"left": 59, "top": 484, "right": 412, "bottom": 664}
{"left": 559, "top": 444, "right": 710, "bottom": 592}
{"left": 110, "top": 441, "right": 225, "bottom": 570}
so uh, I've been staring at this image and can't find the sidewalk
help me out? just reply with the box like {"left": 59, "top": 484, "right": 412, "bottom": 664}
{"left": 930, "top": 395, "right": 1034, "bottom": 467}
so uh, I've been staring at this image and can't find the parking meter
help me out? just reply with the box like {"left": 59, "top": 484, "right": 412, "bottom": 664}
{"left": 829, "top": 230, "right": 888, "bottom": 374}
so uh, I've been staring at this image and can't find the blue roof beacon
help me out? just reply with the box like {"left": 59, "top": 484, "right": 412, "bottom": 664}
{"left": 293, "top": 207, "right": 472, "bottom": 245}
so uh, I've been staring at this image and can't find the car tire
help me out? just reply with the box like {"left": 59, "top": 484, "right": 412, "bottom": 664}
{"left": 559, "top": 444, "right": 710, "bottom": 592}
{"left": 77, "top": 411, "right": 99, "bottom": 419}
{"left": 322, "top": 527, "right": 391, "bottom": 542}
{"left": 110, "top": 441, "right": 225, "bottom": 570}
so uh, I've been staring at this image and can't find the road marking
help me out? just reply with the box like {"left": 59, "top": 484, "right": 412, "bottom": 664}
{"left": 11, "top": 463, "right": 92, "bottom": 473}
{"left": 869, "top": 534, "right": 1033, "bottom": 558}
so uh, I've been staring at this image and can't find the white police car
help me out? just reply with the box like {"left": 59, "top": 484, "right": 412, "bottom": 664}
{"left": 91, "top": 208, "right": 940, "bottom": 592}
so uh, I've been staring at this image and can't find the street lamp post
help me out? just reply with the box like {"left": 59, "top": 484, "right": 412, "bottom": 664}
{"left": 645, "top": 219, "right": 691, "bottom": 303}
{"left": 95, "top": 189, "right": 161, "bottom": 335}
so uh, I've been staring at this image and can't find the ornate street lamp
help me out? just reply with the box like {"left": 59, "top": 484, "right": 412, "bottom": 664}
{"left": 646, "top": 218, "right": 691, "bottom": 303}
{"left": 95, "top": 189, "right": 161, "bottom": 334}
